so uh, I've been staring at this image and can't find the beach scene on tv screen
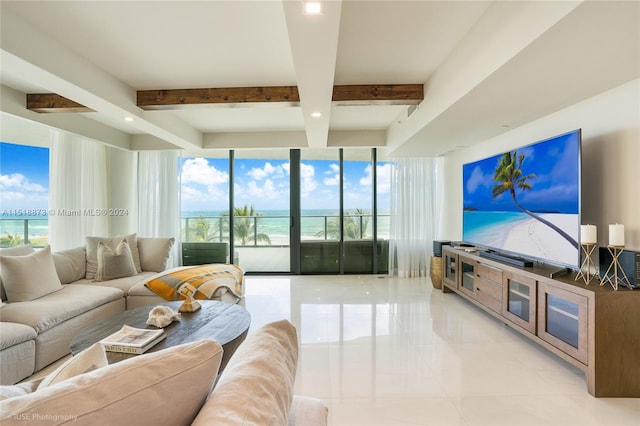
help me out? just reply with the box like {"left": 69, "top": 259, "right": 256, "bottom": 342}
{"left": 463, "top": 131, "right": 580, "bottom": 267}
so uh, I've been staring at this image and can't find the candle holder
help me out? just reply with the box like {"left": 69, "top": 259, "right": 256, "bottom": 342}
{"left": 575, "top": 243, "right": 598, "bottom": 285}
{"left": 600, "top": 245, "right": 632, "bottom": 290}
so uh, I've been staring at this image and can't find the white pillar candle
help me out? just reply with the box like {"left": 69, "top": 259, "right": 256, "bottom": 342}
{"left": 609, "top": 224, "right": 625, "bottom": 246}
{"left": 580, "top": 225, "right": 597, "bottom": 245}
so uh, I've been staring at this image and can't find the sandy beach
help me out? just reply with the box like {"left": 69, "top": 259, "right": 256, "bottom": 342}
{"left": 500, "top": 213, "right": 579, "bottom": 266}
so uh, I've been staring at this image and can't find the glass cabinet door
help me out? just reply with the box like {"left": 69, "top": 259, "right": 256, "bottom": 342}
{"left": 537, "top": 281, "right": 588, "bottom": 364}
{"left": 459, "top": 257, "right": 476, "bottom": 296}
{"left": 502, "top": 272, "right": 536, "bottom": 334}
{"left": 443, "top": 250, "right": 458, "bottom": 288}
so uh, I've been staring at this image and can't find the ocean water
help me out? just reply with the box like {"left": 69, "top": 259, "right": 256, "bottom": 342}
{"left": 0, "top": 218, "right": 49, "bottom": 238}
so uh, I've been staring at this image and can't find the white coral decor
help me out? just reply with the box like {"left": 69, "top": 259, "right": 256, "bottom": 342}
{"left": 146, "top": 305, "right": 181, "bottom": 328}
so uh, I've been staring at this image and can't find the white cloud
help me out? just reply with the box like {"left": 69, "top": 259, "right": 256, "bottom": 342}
{"left": 0, "top": 173, "right": 48, "bottom": 207}
{"left": 0, "top": 191, "right": 25, "bottom": 201}
{"left": 300, "top": 163, "right": 315, "bottom": 179}
{"left": 180, "top": 185, "right": 206, "bottom": 202}
{"left": 247, "top": 162, "right": 289, "bottom": 181}
{"left": 0, "top": 173, "right": 46, "bottom": 192}
{"left": 247, "top": 168, "right": 268, "bottom": 180}
{"left": 300, "top": 163, "right": 317, "bottom": 198}
{"left": 466, "top": 165, "right": 491, "bottom": 193}
{"left": 247, "top": 179, "right": 279, "bottom": 200}
{"left": 359, "top": 164, "right": 392, "bottom": 194}
{"left": 323, "top": 163, "right": 340, "bottom": 186}
{"left": 181, "top": 158, "right": 229, "bottom": 185}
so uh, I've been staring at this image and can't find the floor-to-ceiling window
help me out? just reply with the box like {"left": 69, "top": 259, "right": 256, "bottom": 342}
{"left": 233, "top": 149, "right": 290, "bottom": 273}
{"left": 0, "top": 142, "right": 49, "bottom": 248}
{"left": 179, "top": 148, "right": 389, "bottom": 274}
{"left": 180, "top": 154, "right": 231, "bottom": 264}
{"left": 299, "top": 149, "right": 341, "bottom": 273}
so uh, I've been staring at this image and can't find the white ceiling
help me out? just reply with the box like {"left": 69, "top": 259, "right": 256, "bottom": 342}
{"left": 1, "top": 1, "right": 638, "bottom": 157}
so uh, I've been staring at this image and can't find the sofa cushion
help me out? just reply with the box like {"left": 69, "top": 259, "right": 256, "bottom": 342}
{"left": 191, "top": 319, "right": 298, "bottom": 426}
{"left": 95, "top": 239, "right": 137, "bottom": 282}
{"left": 289, "top": 396, "right": 329, "bottom": 426}
{"left": 0, "top": 381, "right": 40, "bottom": 402}
{"left": 38, "top": 343, "right": 108, "bottom": 390}
{"left": 0, "top": 245, "right": 35, "bottom": 302}
{"left": 138, "top": 237, "right": 175, "bottom": 272}
{"left": 0, "top": 339, "right": 223, "bottom": 426}
{"left": 0, "top": 323, "right": 37, "bottom": 386}
{"left": 0, "top": 285, "right": 124, "bottom": 334}
{"left": 52, "top": 246, "right": 86, "bottom": 284}
{"left": 72, "top": 272, "right": 156, "bottom": 294}
{"left": 86, "top": 233, "right": 141, "bottom": 280}
{"left": 0, "top": 246, "right": 63, "bottom": 302}
{"left": 0, "top": 322, "right": 37, "bottom": 351}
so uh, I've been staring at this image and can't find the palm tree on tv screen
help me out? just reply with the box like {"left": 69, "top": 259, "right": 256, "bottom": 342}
{"left": 492, "top": 150, "right": 578, "bottom": 249}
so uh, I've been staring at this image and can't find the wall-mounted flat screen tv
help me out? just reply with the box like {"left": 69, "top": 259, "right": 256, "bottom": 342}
{"left": 462, "top": 129, "right": 581, "bottom": 268}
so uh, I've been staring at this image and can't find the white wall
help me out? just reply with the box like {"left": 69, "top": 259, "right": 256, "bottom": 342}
{"left": 438, "top": 78, "right": 640, "bottom": 251}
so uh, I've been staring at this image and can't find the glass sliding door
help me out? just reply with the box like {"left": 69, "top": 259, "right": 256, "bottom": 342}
{"left": 179, "top": 147, "right": 389, "bottom": 275}
{"left": 299, "top": 149, "right": 341, "bottom": 273}
{"left": 375, "top": 153, "right": 392, "bottom": 273}
{"left": 342, "top": 148, "right": 374, "bottom": 273}
{"left": 233, "top": 149, "right": 290, "bottom": 273}
{"left": 179, "top": 154, "right": 231, "bottom": 264}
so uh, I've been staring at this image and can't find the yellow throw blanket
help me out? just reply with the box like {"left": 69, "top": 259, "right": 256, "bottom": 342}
{"left": 144, "top": 264, "right": 244, "bottom": 302}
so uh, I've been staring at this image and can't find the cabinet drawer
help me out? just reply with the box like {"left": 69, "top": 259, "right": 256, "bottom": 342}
{"left": 476, "top": 277, "right": 503, "bottom": 301}
{"left": 477, "top": 263, "right": 503, "bottom": 284}
{"left": 476, "top": 290, "right": 502, "bottom": 314}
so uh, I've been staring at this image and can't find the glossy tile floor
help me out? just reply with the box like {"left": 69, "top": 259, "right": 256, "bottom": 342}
{"left": 243, "top": 275, "right": 640, "bottom": 426}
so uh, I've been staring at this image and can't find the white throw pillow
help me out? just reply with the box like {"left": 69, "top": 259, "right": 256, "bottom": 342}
{"left": 94, "top": 239, "right": 137, "bottom": 282}
{"left": 138, "top": 237, "right": 175, "bottom": 272}
{"left": 86, "top": 233, "right": 141, "bottom": 280}
{"left": 0, "top": 245, "right": 35, "bottom": 302}
{"left": 0, "top": 246, "right": 63, "bottom": 302}
{"left": 37, "top": 343, "right": 108, "bottom": 390}
{"left": 51, "top": 246, "right": 87, "bottom": 284}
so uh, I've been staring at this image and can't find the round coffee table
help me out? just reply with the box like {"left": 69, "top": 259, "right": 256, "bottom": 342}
{"left": 71, "top": 301, "right": 251, "bottom": 371}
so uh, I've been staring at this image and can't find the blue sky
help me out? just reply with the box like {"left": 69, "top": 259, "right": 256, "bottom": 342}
{"left": 0, "top": 143, "right": 391, "bottom": 214}
{"left": 180, "top": 157, "right": 391, "bottom": 213}
{"left": 0, "top": 142, "right": 50, "bottom": 210}
{"left": 463, "top": 131, "right": 580, "bottom": 214}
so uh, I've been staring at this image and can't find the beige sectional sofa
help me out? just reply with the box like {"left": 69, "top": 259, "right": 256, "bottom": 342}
{"left": 0, "top": 236, "right": 238, "bottom": 385}
{"left": 0, "top": 319, "right": 328, "bottom": 425}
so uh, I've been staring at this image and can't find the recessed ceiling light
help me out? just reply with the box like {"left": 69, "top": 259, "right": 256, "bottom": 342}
{"left": 124, "top": 116, "right": 134, "bottom": 122}
{"left": 311, "top": 111, "right": 322, "bottom": 118}
{"left": 304, "top": 1, "right": 322, "bottom": 15}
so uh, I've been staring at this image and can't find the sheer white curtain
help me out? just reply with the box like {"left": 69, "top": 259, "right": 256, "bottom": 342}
{"left": 137, "top": 150, "right": 181, "bottom": 266}
{"left": 49, "top": 131, "right": 109, "bottom": 250}
{"left": 388, "top": 158, "right": 438, "bottom": 277}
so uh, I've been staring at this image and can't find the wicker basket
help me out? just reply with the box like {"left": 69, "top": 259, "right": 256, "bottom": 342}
{"left": 430, "top": 256, "right": 443, "bottom": 289}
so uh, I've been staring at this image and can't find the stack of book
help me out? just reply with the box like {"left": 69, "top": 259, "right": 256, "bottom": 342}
{"left": 100, "top": 325, "right": 167, "bottom": 355}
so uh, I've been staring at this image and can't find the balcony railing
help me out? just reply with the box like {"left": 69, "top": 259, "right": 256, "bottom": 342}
{"left": 181, "top": 213, "right": 390, "bottom": 246}
{"left": 0, "top": 218, "right": 49, "bottom": 248}
{"left": 0, "top": 214, "right": 390, "bottom": 249}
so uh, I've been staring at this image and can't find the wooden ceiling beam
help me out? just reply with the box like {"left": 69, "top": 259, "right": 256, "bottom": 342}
{"left": 26, "top": 84, "right": 424, "bottom": 112}
{"left": 137, "top": 86, "right": 301, "bottom": 110}
{"left": 332, "top": 84, "right": 423, "bottom": 105}
{"left": 26, "top": 93, "right": 94, "bottom": 113}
